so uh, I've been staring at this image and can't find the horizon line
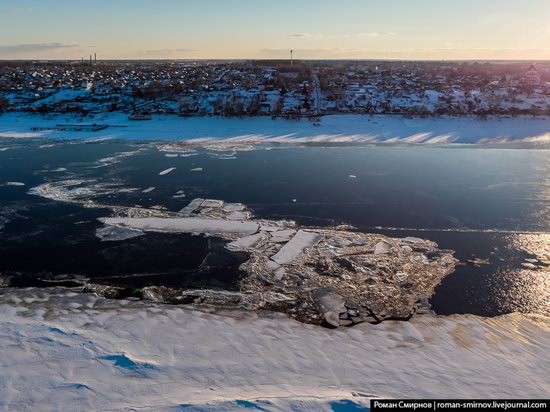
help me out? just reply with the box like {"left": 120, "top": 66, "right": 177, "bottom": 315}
{"left": 1, "top": 58, "right": 549, "bottom": 63}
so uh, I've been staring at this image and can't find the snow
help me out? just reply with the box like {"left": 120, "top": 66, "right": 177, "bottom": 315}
{"left": 0, "top": 288, "right": 548, "bottom": 411}
{"left": 142, "top": 186, "right": 156, "bottom": 193}
{"left": 271, "top": 230, "right": 324, "bottom": 265}
{"left": 2, "top": 113, "right": 550, "bottom": 145}
{"left": 102, "top": 217, "right": 260, "bottom": 236}
{"left": 31, "top": 89, "right": 88, "bottom": 107}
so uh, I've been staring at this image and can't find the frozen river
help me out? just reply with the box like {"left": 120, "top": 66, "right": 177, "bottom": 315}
{"left": 0, "top": 136, "right": 549, "bottom": 317}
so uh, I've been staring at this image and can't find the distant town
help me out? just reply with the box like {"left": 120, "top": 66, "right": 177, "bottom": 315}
{"left": 1, "top": 59, "right": 549, "bottom": 119}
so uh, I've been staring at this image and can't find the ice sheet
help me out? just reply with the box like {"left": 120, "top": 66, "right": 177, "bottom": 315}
{"left": 271, "top": 230, "right": 324, "bottom": 265}
{"left": 102, "top": 216, "right": 260, "bottom": 235}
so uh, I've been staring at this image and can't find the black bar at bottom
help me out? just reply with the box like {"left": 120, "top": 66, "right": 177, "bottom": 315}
{"left": 370, "top": 399, "right": 549, "bottom": 412}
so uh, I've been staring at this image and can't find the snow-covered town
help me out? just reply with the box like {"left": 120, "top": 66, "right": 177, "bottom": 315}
{"left": 1, "top": 59, "right": 549, "bottom": 118}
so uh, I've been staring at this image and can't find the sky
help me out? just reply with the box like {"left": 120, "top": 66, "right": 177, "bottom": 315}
{"left": 1, "top": 0, "right": 550, "bottom": 60}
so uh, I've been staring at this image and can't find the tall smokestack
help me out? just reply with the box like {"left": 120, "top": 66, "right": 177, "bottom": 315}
{"left": 94, "top": 53, "right": 97, "bottom": 63}
{"left": 90, "top": 55, "right": 92, "bottom": 66}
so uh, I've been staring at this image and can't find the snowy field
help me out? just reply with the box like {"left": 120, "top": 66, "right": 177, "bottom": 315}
{"left": 0, "top": 288, "right": 548, "bottom": 411}
{"left": 1, "top": 113, "right": 550, "bottom": 144}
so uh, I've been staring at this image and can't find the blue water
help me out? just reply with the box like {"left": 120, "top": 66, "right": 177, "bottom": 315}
{"left": 1, "top": 140, "right": 549, "bottom": 316}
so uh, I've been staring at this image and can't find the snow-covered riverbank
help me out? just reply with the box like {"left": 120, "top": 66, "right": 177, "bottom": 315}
{"left": 1, "top": 113, "right": 550, "bottom": 144}
{"left": 0, "top": 288, "right": 548, "bottom": 411}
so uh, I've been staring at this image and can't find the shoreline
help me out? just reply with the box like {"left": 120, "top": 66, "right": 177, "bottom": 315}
{"left": 1, "top": 112, "right": 550, "bottom": 145}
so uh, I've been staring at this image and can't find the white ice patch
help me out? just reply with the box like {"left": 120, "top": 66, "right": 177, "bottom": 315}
{"left": 374, "top": 241, "right": 391, "bottom": 255}
{"left": 179, "top": 198, "right": 204, "bottom": 215}
{"left": 227, "top": 232, "right": 267, "bottom": 251}
{"left": 102, "top": 217, "right": 260, "bottom": 236}
{"left": 269, "top": 229, "right": 296, "bottom": 243}
{"left": 1, "top": 181, "right": 25, "bottom": 187}
{"left": 96, "top": 150, "right": 141, "bottom": 167}
{"left": 201, "top": 199, "right": 224, "bottom": 208}
{"left": 226, "top": 211, "right": 248, "bottom": 221}
{"left": 271, "top": 230, "right": 324, "bottom": 265}
{"left": 0, "top": 131, "right": 44, "bottom": 139}
{"left": 222, "top": 203, "right": 246, "bottom": 213}
{"left": 41, "top": 167, "right": 67, "bottom": 173}
{"left": 95, "top": 225, "right": 145, "bottom": 242}
{"left": 159, "top": 167, "right": 176, "bottom": 176}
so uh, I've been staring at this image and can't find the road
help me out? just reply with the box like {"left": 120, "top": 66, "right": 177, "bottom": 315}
{"left": 311, "top": 73, "right": 322, "bottom": 115}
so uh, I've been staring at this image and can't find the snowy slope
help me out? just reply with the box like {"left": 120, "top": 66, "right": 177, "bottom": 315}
{"left": 0, "top": 288, "right": 548, "bottom": 411}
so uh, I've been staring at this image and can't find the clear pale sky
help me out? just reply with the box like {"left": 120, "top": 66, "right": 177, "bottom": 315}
{"left": 1, "top": 0, "right": 549, "bottom": 60}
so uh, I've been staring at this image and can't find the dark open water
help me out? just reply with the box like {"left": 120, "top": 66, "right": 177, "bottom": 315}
{"left": 0, "top": 140, "right": 549, "bottom": 316}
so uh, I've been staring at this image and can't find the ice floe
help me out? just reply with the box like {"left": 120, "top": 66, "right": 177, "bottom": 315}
{"left": 95, "top": 225, "right": 145, "bottom": 242}
{"left": 172, "top": 190, "right": 186, "bottom": 199}
{"left": 1, "top": 181, "right": 25, "bottom": 187}
{"left": 102, "top": 216, "right": 260, "bottom": 236}
{"left": 179, "top": 198, "right": 205, "bottom": 215}
{"left": 159, "top": 167, "right": 176, "bottom": 176}
{"left": 271, "top": 230, "right": 323, "bottom": 265}
{"left": 25, "top": 177, "right": 458, "bottom": 327}
{"left": 98, "top": 198, "right": 458, "bottom": 325}
{"left": 28, "top": 179, "right": 139, "bottom": 206}
{"left": 95, "top": 149, "right": 143, "bottom": 168}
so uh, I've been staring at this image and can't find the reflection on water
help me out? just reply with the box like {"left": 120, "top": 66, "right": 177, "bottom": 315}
{"left": 496, "top": 233, "right": 550, "bottom": 316}
{"left": 489, "top": 265, "right": 550, "bottom": 317}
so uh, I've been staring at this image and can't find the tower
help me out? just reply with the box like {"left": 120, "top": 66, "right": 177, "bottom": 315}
{"left": 290, "top": 50, "right": 293, "bottom": 67}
